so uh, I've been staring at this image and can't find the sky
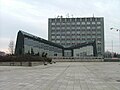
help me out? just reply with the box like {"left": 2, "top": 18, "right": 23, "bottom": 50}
{"left": 0, "top": 0, "right": 120, "bottom": 54}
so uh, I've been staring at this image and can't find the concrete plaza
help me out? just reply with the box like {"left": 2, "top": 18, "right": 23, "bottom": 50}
{"left": 0, "top": 62, "right": 120, "bottom": 90}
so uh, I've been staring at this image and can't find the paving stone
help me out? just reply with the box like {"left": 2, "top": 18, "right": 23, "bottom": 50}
{"left": 0, "top": 62, "right": 120, "bottom": 90}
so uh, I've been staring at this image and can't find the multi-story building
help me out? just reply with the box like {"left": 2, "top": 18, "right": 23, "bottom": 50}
{"left": 48, "top": 17, "right": 104, "bottom": 56}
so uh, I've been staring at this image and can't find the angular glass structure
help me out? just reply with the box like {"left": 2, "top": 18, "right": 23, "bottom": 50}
{"left": 15, "top": 31, "right": 97, "bottom": 57}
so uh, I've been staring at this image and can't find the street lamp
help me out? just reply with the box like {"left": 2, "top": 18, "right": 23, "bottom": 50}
{"left": 110, "top": 27, "right": 120, "bottom": 54}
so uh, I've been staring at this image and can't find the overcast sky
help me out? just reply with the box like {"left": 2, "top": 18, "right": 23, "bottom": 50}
{"left": 0, "top": 0, "right": 120, "bottom": 53}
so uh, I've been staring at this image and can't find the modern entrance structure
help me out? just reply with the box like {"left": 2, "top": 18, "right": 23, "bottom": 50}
{"left": 15, "top": 30, "right": 97, "bottom": 57}
{"left": 48, "top": 17, "right": 104, "bottom": 56}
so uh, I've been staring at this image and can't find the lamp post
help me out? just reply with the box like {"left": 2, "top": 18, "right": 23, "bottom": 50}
{"left": 110, "top": 27, "right": 120, "bottom": 54}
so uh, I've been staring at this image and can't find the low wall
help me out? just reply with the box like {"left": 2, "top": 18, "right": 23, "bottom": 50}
{"left": 104, "top": 58, "right": 120, "bottom": 62}
{"left": 0, "top": 61, "right": 44, "bottom": 66}
{"left": 53, "top": 58, "right": 104, "bottom": 62}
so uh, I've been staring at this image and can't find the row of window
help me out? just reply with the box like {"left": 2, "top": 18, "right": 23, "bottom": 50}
{"left": 51, "top": 21, "right": 101, "bottom": 26}
{"left": 51, "top": 29, "right": 102, "bottom": 32}
{"left": 50, "top": 18, "right": 103, "bottom": 22}
{"left": 51, "top": 26, "right": 102, "bottom": 30}
{"left": 52, "top": 38, "right": 102, "bottom": 41}
{"left": 51, "top": 33, "right": 102, "bottom": 37}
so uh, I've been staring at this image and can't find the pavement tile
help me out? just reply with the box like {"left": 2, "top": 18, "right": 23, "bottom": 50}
{"left": 0, "top": 62, "right": 120, "bottom": 90}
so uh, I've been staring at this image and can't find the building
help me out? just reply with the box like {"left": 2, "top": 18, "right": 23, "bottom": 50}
{"left": 15, "top": 31, "right": 64, "bottom": 57}
{"left": 48, "top": 17, "right": 104, "bottom": 56}
{"left": 15, "top": 31, "right": 97, "bottom": 57}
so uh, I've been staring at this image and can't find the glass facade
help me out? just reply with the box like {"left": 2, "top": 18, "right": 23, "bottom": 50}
{"left": 24, "top": 37, "right": 63, "bottom": 57}
{"left": 15, "top": 31, "right": 63, "bottom": 57}
{"left": 74, "top": 45, "right": 93, "bottom": 57}
{"left": 15, "top": 31, "right": 97, "bottom": 58}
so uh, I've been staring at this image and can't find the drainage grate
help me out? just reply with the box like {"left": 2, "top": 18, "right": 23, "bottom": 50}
{"left": 116, "top": 80, "right": 120, "bottom": 82}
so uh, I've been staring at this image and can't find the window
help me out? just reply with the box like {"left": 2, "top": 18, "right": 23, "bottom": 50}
{"left": 97, "top": 26, "right": 101, "bottom": 29}
{"left": 97, "top": 46, "right": 101, "bottom": 51}
{"left": 87, "top": 18, "right": 90, "bottom": 21}
{"left": 97, "top": 22, "right": 101, "bottom": 24}
{"left": 56, "top": 23, "right": 60, "bottom": 25}
{"left": 56, "top": 18, "right": 60, "bottom": 22}
{"left": 87, "top": 26, "right": 90, "bottom": 29}
{"left": 56, "top": 27, "right": 60, "bottom": 29}
{"left": 81, "top": 18, "right": 85, "bottom": 21}
{"left": 51, "top": 23, "right": 55, "bottom": 25}
{"left": 97, "top": 34, "right": 101, "bottom": 36}
{"left": 61, "top": 36, "right": 65, "bottom": 38}
{"left": 77, "top": 35, "right": 80, "bottom": 38}
{"left": 82, "top": 38, "right": 85, "bottom": 40}
{"left": 76, "top": 22, "right": 80, "bottom": 25}
{"left": 61, "top": 22, "right": 65, "bottom": 25}
{"left": 56, "top": 36, "right": 60, "bottom": 38}
{"left": 92, "top": 22, "right": 95, "bottom": 24}
{"left": 92, "top": 27, "right": 95, "bottom": 29}
{"left": 52, "top": 27, "right": 55, "bottom": 30}
{"left": 92, "top": 18, "right": 95, "bottom": 21}
{"left": 97, "top": 18, "right": 100, "bottom": 21}
{"left": 62, "top": 27, "right": 65, "bottom": 29}
{"left": 51, "top": 34, "right": 55, "bottom": 36}
{"left": 67, "top": 31, "right": 70, "bottom": 34}
{"left": 66, "top": 22, "right": 70, "bottom": 25}
{"left": 97, "top": 29, "right": 101, "bottom": 31}
{"left": 77, "top": 31, "right": 80, "bottom": 34}
{"left": 72, "top": 31, "right": 75, "bottom": 34}
{"left": 71, "top": 22, "right": 75, "bottom": 25}
{"left": 56, "top": 40, "right": 60, "bottom": 43}
{"left": 52, "top": 40, "right": 55, "bottom": 43}
{"left": 82, "top": 27, "right": 85, "bottom": 29}
{"left": 66, "top": 18, "right": 70, "bottom": 22}
{"left": 51, "top": 36, "right": 55, "bottom": 38}
{"left": 87, "top": 22, "right": 90, "bottom": 25}
{"left": 51, "top": 32, "right": 55, "bottom": 34}
{"left": 51, "top": 19, "right": 55, "bottom": 22}
{"left": 76, "top": 27, "right": 80, "bottom": 29}
{"left": 72, "top": 27, "right": 75, "bottom": 29}
{"left": 67, "top": 27, "right": 70, "bottom": 29}
{"left": 61, "top": 18, "right": 65, "bottom": 22}
{"left": 72, "top": 36, "right": 75, "bottom": 38}
{"left": 81, "top": 22, "right": 85, "bottom": 25}
{"left": 97, "top": 38, "right": 101, "bottom": 41}
{"left": 87, "top": 38, "right": 91, "bottom": 40}
{"left": 77, "top": 18, "right": 80, "bottom": 21}
{"left": 71, "top": 18, "right": 75, "bottom": 22}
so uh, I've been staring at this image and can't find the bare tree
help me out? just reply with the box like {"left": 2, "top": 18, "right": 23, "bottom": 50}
{"left": 8, "top": 40, "right": 14, "bottom": 55}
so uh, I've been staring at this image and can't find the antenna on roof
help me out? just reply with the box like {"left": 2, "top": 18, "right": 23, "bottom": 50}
{"left": 66, "top": 13, "right": 69, "bottom": 18}
{"left": 57, "top": 15, "right": 59, "bottom": 18}
{"left": 71, "top": 14, "right": 73, "bottom": 18}
{"left": 60, "top": 15, "right": 63, "bottom": 18}
{"left": 93, "top": 13, "right": 94, "bottom": 17}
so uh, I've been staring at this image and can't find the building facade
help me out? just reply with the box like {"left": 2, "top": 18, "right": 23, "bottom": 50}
{"left": 48, "top": 17, "right": 104, "bottom": 56}
{"left": 64, "top": 41, "right": 97, "bottom": 57}
{"left": 15, "top": 31, "right": 64, "bottom": 57}
{"left": 15, "top": 31, "right": 97, "bottom": 57}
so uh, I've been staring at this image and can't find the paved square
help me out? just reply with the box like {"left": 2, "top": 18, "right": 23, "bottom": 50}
{"left": 0, "top": 62, "right": 120, "bottom": 90}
